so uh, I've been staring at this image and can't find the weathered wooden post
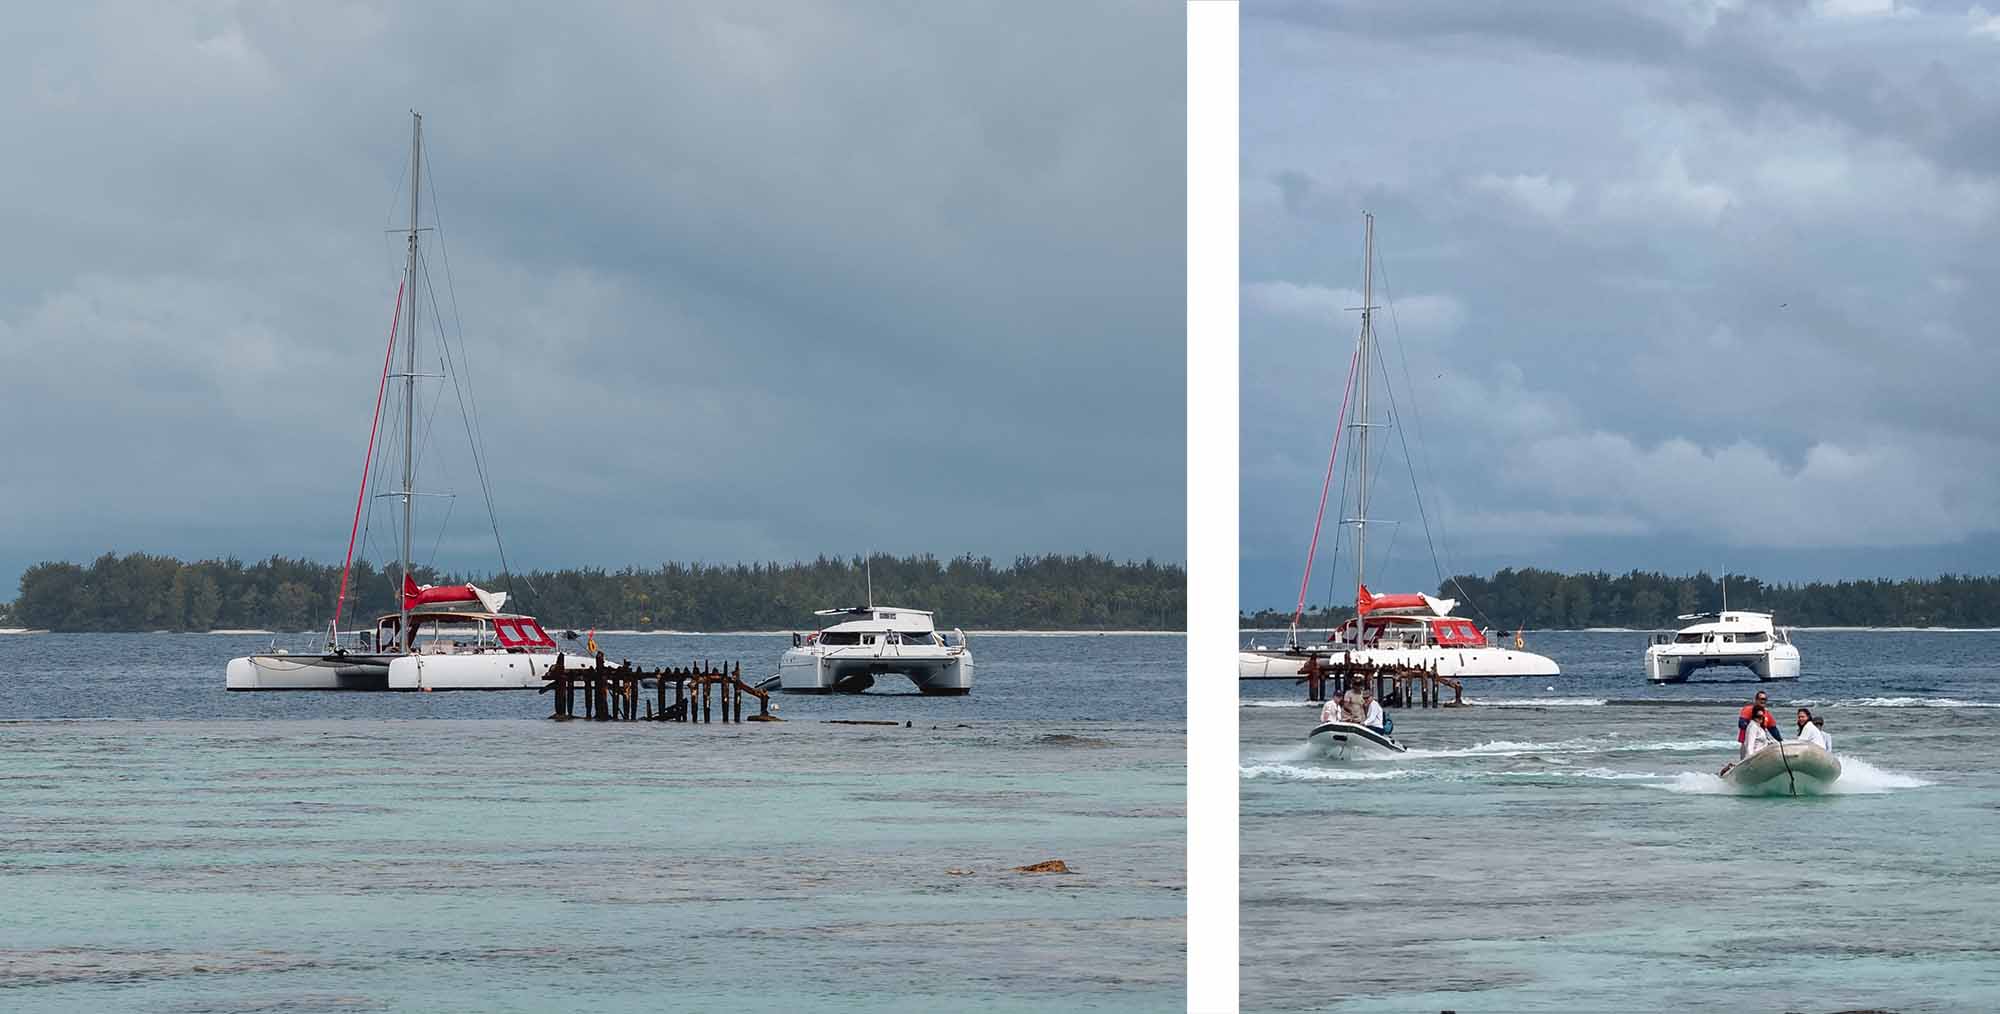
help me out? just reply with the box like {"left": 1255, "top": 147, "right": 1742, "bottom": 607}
{"left": 656, "top": 668, "right": 666, "bottom": 721}
{"left": 702, "top": 675, "right": 712, "bottom": 724}
{"left": 732, "top": 663, "right": 744, "bottom": 722}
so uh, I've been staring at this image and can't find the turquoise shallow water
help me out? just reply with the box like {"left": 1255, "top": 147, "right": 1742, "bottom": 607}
{"left": 1, "top": 718, "right": 1183, "bottom": 1012}
{"left": 0, "top": 633, "right": 1185, "bottom": 1012}
{"left": 1241, "top": 697, "right": 2000, "bottom": 1013}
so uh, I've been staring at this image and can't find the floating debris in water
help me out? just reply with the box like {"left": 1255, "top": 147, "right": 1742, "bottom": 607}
{"left": 1011, "top": 859, "right": 1073, "bottom": 874}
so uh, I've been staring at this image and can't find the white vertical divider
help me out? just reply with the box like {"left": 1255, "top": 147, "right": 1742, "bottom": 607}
{"left": 1185, "top": 3, "right": 1239, "bottom": 1011}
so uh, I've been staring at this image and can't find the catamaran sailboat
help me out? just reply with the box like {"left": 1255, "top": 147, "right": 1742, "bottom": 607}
{"left": 778, "top": 606, "right": 973, "bottom": 695}
{"left": 1645, "top": 610, "right": 1800, "bottom": 683}
{"left": 226, "top": 113, "right": 569, "bottom": 692}
{"left": 1240, "top": 213, "right": 1560, "bottom": 681}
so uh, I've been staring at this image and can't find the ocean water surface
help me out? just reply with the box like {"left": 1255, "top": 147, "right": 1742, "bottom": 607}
{"left": 0, "top": 632, "right": 1185, "bottom": 1012}
{"left": 1240, "top": 629, "right": 2000, "bottom": 1013}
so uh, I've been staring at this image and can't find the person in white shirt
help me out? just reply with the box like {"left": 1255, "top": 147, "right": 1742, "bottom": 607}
{"left": 1721, "top": 705, "right": 1780, "bottom": 775}
{"left": 1743, "top": 717, "right": 1777, "bottom": 756}
{"left": 1363, "top": 691, "right": 1385, "bottom": 732}
{"left": 1319, "top": 694, "right": 1343, "bottom": 725}
{"left": 1796, "top": 708, "right": 1832, "bottom": 753}
{"left": 1814, "top": 716, "right": 1832, "bottom": 754}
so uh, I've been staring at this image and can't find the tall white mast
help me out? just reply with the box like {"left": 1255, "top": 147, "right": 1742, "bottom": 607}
{"left": 1344, "top": 211, "right": 1379, "bottom": 640}
{"left": 399, "top": 112, "right": 422, "bottom": 649}
{"left": 1355, "top": 213, "right": 1373, "bottom": 599}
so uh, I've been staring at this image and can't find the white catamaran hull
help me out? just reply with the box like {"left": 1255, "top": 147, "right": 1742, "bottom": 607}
{"left": 1239, "top": 651, "right": 1309, "bottom": 678}
{"left": 1241, "top": 646, "right": 1559, "bottom": 679}
{"left": 225, "top": 653, "right": 394, "bottom": 691}
{"left": 778, "top": 647, "right": 973, "bottom": 695}
{"left": 1647, "top": 644, "right": 1801, "bottom": 682}
{"left": 386, "top": 653, "right": 563, "bottom": 691}
{"left": 1724, "top": 741, "right": 1841, "bottom": 794}
{"left": 1307, "top": 720, "right": 1407, "bottom": 756}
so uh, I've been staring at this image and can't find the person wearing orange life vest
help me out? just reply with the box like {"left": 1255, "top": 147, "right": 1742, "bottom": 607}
{"left": 1738, "top": 690, "right": 1779, "bottom": 745}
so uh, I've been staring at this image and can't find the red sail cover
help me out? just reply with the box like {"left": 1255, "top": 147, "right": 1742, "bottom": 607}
{"left": 1356, "top": 584, "right": 1430, "bottom": 616}
{"left": 402, "top": 574, "right": 483, "bottom": 610}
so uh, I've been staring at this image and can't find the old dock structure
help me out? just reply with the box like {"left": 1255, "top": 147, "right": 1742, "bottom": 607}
{"left": 1294, "top": 653, "right": 1462, "bottom": 709}
{"left": 541, "top": 653, "right": 776, "bottom": 723}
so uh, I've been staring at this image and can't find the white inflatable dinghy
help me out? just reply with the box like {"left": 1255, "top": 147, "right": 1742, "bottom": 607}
{"left": 1723, "top": 741, "right": 1841, "bottom": 795}
{"left": 1308, "top": 721, "right": 1407, "bottom": 756}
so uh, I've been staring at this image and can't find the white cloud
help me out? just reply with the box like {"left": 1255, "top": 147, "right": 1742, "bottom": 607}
{"left": 1469, "top": 172, "right": 1576, "bottom": 220}
{"left": 1973, "top": 7, "right": 2000, "bottom": 39}
{"left": 1601, "top": 150, "right": 1733, "bottom": 225}
{"left": 1498, "top": 429, "right": 2000, "bottom": 548}
{"left": 1817, "top": 0, "right": 1905, "bottom": 19}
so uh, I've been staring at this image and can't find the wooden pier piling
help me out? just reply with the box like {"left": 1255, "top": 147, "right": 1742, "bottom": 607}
{"left": 541, "top": 654, "right": 773, "bottom": 726}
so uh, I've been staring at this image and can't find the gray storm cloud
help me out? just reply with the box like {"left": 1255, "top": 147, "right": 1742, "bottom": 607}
{"left": 0, "top": 2, "right": 1186, "bottom": 590}
{"left": 1242, "top": 0, "right": 2000, "bottom": 608}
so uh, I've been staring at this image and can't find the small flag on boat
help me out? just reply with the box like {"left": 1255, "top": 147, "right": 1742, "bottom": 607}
{"left": 586, "top": 628, "right": 599, "bottom": 654}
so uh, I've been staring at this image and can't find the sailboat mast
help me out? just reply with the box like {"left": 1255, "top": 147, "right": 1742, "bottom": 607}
{"left": 1353, "top": 212, "right": 1375, "bottom": 616}
{"left": 399, "top": 112, "right": 422, "bottom": 649}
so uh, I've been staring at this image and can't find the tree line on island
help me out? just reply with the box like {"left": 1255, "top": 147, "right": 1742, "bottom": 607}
{"left": 3, "top": 552, "right": 1186, "bottom": 633}
{"left": 1240, "top": 568, "right": 2000, "bottom": 630}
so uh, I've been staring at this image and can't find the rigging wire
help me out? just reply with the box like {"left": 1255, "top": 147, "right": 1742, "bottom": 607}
{"left": 1321, "top": 424, "right": 1355, "bottom": 639}
{"left": 331, "top": 280, "right": 405, "bottom": 637}
{"left": 1372, "top": 245, "right": 1496, "bottom": 631}
{"left": 418, "top": 241, "right": 510, "bottom": 598}
{"left": 1291, "top": 339, "right": 1363, "bottom": 636}
{"left": 423, "top": 152, "right": 528, "bottom": 607}
{"left": 424, "top": 493, "right": 458, "bottom": 570}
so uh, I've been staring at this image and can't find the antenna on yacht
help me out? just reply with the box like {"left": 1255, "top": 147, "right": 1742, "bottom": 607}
{"left": 1721, "top": 569, "right": 1728, "bottom": 613}
{"left": 866, "top": 554, "right": 874, "bottom": 609}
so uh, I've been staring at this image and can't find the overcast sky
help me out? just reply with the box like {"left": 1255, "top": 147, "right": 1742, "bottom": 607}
{"left": 1242, "top": 0, "right": 2000, "bottom": 610}
{"left": 0, "top": 3, "right": 1185, "bottom": 594}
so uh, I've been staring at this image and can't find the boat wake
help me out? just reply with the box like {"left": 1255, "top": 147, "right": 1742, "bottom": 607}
{"left": 1239, "top": 762, "right": 1727, "bottom": 785}
{"left": 1463, "top": 697, "right": 1608, "bottom": 708}
{"left": 1399, "top": 736, "right": 1734, "bottom": 759}
{"left": 1241, "top": 762, "right": 1417, "bottom": 782}
{"left": 1818, "top": 696, "right": 2000, "bottom": 710}
{"left": 1659, "top": 756, "right": 1933, "bottom": 796}
{"left": 1242, "top": 741, "right": 1933, "bottom": 795}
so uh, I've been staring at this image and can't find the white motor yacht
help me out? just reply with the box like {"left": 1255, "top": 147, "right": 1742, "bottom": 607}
{"left": 1645, "top": 610, "right": 1800, "bottom": 683}
{"left": 778, "top": 606, "right": 972, "bottom": 695}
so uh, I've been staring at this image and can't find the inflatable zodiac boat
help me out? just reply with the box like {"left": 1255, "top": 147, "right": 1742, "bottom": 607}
{"left": 1307, "top": 721, "right": 1408, "bottom": 757}
{"left": 1723, "top": 741, "right": 1842, "bottom": 795}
